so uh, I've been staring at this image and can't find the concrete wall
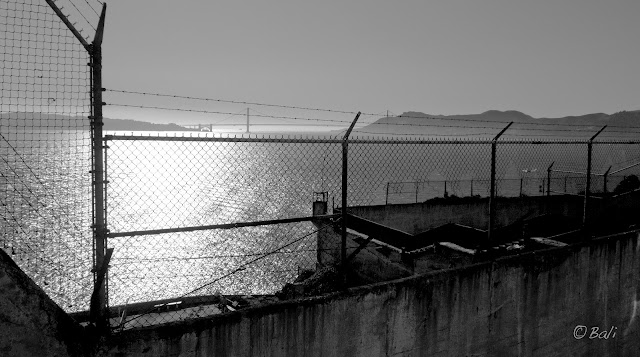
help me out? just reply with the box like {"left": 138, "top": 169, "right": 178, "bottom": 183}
{"left": 0, "top": 248, "right": 88, "bottom": 357}
{"left": 347, "top": 195, "right": 585, "bottom": 234}
{"left": 105, "top": 230, "right": 640, "bottom": 357}
{"left": 316, "top": 221, "right": 412, "bottom": 283}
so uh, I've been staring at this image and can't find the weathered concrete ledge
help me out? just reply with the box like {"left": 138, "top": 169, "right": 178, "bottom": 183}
{"left": 104, "top": 229, "right": 640, "bottom": 357}
{"left": 0, "top": 247, "right": 89, "bottom": 357}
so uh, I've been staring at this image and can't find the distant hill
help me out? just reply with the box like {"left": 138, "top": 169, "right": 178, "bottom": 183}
{"left": 102, "top": 118, "right": 198, "bottom": 131}
{"left": 346, "top": 110, "right": 640, "bottom": 138}
{"left": 0, "top": 112, "right": 197, "bottom": 131}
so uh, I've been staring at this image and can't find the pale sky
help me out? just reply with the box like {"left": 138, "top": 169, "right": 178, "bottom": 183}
{"left": 85, "top": 0, "right": 640, "bottom": 126}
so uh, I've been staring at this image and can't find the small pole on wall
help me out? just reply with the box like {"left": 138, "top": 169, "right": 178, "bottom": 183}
{"left": 603, "top": 166, "right": 612, "bottom": 195}
{"left": 488, "top": 122, "right": 512, "bottom": 242}
{"left": 341, "top": 112, "right": 361, "bottom": 285}
{"left": 583, "top": 126, "right": 606, "bottom": 229}
{"left": 547, "top": 162, "right": 554, "bottom": 197}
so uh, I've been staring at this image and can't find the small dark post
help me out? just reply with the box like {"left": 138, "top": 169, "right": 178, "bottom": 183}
{"left": 547, "top": 162, "right": 554, "bottom": 197}
{"left": 341, "top": 112, "right": 361, "bottom": 283}
{"left": 583, "top": 126, "right": 607, "bottom": 228}
{"left": 488, "top": 122, "right": 513, "bottom": 242}
{"left": 519, "top": 178, "right": 523, "bottom": 197}
{"left": 312, "top": 192, "right": 328, "bottom": 216}
{"left": 444, "top": 181, "right": 447, "bottom": 197}
{"left": 415, "top": 181, "right": 419, "bottom": 203}
{"left": 603, "top": 166, "right": 612, "bottom": 195}
{"left": 564, "top": 176, "right": 568, "bottom": 193}
{"left": 470, "top": 179, "right": 474, "bottom": 196}
{"left": 385, "top": 182, "right": 389, "bottom": 205}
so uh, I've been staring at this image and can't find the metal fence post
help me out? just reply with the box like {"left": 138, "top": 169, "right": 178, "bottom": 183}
{"left": 488, "top": 122, "right": 513, "bottom": 242}
{"left": 89, "top": 5, "right": 108, "bottom": 330}
{"left": 583, "top": 126, "right": 607, "bottom": 228}
{"left": 547, "top": 162, "right": 554, "bottom": 197}
{"left": 341, "top": 112, "right": 361, "bottom": 284}
{"left": 603, "top": 166, "right": 612, "bottom": 195}
{"left": 470, "top": 179, "right": 474, "bottom": 196}
{"left": 520, "top": 178, "right": 523, "bottom": 197}
{"left": 44, "top": 0, "right": 109, "bottom": 332}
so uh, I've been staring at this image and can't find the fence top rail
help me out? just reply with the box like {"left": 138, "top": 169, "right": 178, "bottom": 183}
{"left": 103, "top": 135, "right": 640, "bottom": 145}
{"left": 551, "top": 168, "right": 637, "bottom": 177}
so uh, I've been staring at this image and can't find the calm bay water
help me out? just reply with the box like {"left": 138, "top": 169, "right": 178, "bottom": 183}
{"left": 2, "top": 129, "right": 638, "bottom": 308}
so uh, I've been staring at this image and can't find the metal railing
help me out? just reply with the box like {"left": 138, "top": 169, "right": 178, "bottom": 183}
{"left": 384, "top": 173, "right": 636, "bottom": 204}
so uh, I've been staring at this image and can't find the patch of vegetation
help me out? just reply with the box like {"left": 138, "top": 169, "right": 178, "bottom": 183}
{"left": 613, "top": 175, "right": 640, "bottom": 195}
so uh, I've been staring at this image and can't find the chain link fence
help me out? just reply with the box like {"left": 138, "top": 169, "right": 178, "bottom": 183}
{"left": 2, "top": 0, "right": 639, "bottom": 333}
{"left": 104, "top": 134, "right": 344, "bottom": 327}
{"left": 103, "top": 132, "right": 640, "bottom": 328}
{"left": 0, "top": 0, "right": 98, "bottom": 312}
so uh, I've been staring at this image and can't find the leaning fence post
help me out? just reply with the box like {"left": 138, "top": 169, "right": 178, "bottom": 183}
{"left": 341, "top": 112, "right": 361, "bottom": 284}
{"left": 547, "top": 162, "right": 554, "bottom": 197}
{"left": 583, "top": 126, "right": 607, "bottom": 229}
{"left": 603, "top": 166, "right": 612, "bottom": 195}
{"left": 488, "top": 122, "right": 513, "bottom": 242}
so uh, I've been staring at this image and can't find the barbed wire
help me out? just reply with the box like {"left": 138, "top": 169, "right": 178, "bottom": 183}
{"left": 105, "top": 103, "right": 640, "bottom": 135}
{"left": 106, "top": 89, "right": 358, "bottom": 115}
{"left": 82, "top": 0, "right": 100, "bottom": 17}
{"left": 106, "top": 103, "right": 357, "bottom": 124}
{"left": 66, "top": 0, "right": 96, "bottom": 32}
{"left": 106, "top": 88, "right": 640, "bottom": 129}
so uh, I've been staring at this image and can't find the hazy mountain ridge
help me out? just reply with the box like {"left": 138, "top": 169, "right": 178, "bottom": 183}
{"left": 354, "top": 109, "right": 640, "bottom": 136}
{"left": 0, "top": 112, "right": 198, "bottom": 131}
{"left": 2, "top": 110, "right": 639, "bottom": 135}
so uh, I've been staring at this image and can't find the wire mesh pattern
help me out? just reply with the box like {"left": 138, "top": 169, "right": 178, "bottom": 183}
{"left": 109, "top": 221, "right": 319, "bottom": 301}
{"left": 104, "top": 133, "right": 639, "bottom": 327}
{"left": 108, "top": 221, "right": 325, "bottom": 328}
{"left": 106, "top": 136, "right": 344, "bottom": 232}
{"left": 0, "top": 0, "right": 93, "bottom": 311}
{"left": 104, "top": 135, "right": 342, "bottom": 325}
{"left": 591, "top": 142, "right": 640, "bottom": 194}
{"left": 348, "top": 140, "right": 492, "bottom": 205}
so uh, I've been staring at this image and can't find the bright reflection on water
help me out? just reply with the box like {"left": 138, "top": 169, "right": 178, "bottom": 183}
{"left": 105, "top": 133, "right": 638, "bottom": 305}
{"left": 3, "top": 129, "right": 638, "bottom": 308}
{"left": 1, "top": 129, "right": 93, "bottom": 312}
